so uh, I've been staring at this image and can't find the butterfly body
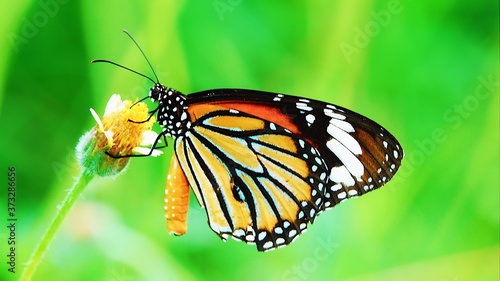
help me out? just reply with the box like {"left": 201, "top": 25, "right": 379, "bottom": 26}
{"left": 150, "top": 84, "right": 189, "bottom": 138}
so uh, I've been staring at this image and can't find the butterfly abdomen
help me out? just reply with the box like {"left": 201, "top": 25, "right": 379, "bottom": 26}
{"left": 164, "top": 154, "right": 190, "bottom": 235}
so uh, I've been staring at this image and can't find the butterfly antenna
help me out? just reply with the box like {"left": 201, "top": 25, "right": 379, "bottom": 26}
{"left": 91, "top": 59, "right": 157, "bottom": 84}
{"left": 130, "top": 95, "right": 150, "bottom": 108}
{"left": 122, "top": 29, "right": 160, "bottom": 83}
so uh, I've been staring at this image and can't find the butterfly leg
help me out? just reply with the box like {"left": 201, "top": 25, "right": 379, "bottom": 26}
{"left": 165, "top": 154, "right": 190, "bottom": 236}
{"left": 105, "top": 130, "right": 167, "bottom": 158}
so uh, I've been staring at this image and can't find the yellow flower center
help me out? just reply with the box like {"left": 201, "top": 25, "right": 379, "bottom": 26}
{"left": 100, "top": 100, "right": 156, "bottom": 157}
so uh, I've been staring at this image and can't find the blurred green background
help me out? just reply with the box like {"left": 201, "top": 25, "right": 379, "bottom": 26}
{"left": 0, "top": 0, "right": 498, "bottom": 280}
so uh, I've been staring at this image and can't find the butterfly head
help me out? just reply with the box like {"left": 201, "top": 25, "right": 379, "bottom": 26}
{"left": 149, "top": 83, "right": 167, "bottom": 102}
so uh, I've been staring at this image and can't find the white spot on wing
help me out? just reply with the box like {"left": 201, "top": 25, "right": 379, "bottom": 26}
{"left": 331, "top": 184, "right": 342, "bottom": 191}
{"left": 234, "top": 229, "right": 245, "bottom": 237}
{"left": 315, "top": 197, "right": 322, "bottom": 206}
{"left": 326, "top": 138, "right": 364, "bottom": 178}
{"left": 258, "top": 231, "right": 267, "bottom": 241}
{"left": 180, "top": 111, "right": 188, "bottom": 121}
{"left": 246, "top": 234, "right": 255, "bottom": 242}
{"left": 311, "top": 165, "right": 318, "bottom": 172}
{"left": 310, "top": 209, "right": 316, "bottom": 217}
{"left": 306, "top": 114, "right": 316, "bottom": 124}
{"left": 337, "top": 191, "right": 347, "bottom": 199}
{"left": 296, "top": 102, "right": 313, "bottom": 111}
{"left": 263, "top": 241, "right": 273, "bottom": 250}
{"left": 324, "top": 108, "right": 346, "bottom": 120}
{"left": 315, "top": 157, "right": 322, "bottom": 165}
{"left": 274, "top": 227, "right": 283, "bottom": 234}
{"left": 298, "top": 139, "right": 306, "bottom": 148}
{"left": 330, "top": 166, "right": 355, "bottom": 187}
{"left": 327, "top": 124, "right": 362, "bottom": 155}
{"left": 329, "top": 118, "right": 354, "bottom": 133}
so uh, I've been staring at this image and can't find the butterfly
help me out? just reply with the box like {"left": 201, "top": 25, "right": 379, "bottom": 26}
{"left": 94, "top": 30, "right": 404, "bottom": 252}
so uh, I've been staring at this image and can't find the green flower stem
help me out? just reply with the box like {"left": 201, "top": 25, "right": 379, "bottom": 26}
{"left": 20, "top": 169, "right": 95, "bottom": 281}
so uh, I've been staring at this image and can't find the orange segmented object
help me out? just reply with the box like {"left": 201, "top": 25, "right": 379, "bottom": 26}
{"left": 164, "top": 154, "right": 190, "bottom": 235}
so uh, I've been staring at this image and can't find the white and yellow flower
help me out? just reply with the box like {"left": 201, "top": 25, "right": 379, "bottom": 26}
{"left": 76, "top": 94, "right": 162, "bottom": 176}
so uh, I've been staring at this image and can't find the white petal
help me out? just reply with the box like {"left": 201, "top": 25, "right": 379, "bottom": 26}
{"left": 90, "top": 108, "right": 105, "bottom": 132}
{"left": 149, "top": 149, "right": 163, "bottom": 157}
{"left": 104, "top": 94, "right": 127, "bottom": 117}
{"left": 103, "top": 130, "right": 114, "bottom": 146}
{"left": 133, "top": 147, "right": 163, "bottom": 157}
{"left": 141, "top": 130, "right": 160, "bottom": 146}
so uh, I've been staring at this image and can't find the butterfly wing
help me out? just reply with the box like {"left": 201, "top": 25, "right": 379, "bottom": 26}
{"left": 187, "top": 89, "right": 404, "bottom": 203}
{"left": 174, "top": 89, "right": 403, "bottom": 251}
{"left": 175, "top": 109, "right": 329, "bottom": 251}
